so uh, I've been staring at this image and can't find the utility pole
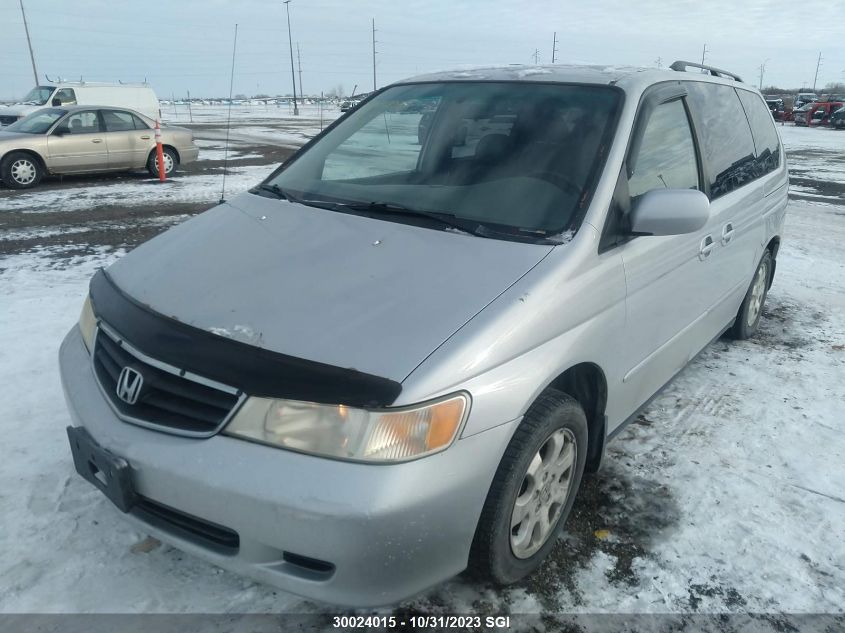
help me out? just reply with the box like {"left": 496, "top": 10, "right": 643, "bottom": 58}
{"left": 812, "top": 52, "right": 822, "bottom": 93}
{"left": 284, "top": 0, "right": 299, "bottom": 115}
{"left": 372, "top": 19, "right": 377, "bottom": 91}
{"left": 296, "top": 42, "right": 303, "bottom": 100}
{"left": 532, "top": 48, "right": 540, "bottom": 64}
{"left": 19, "top": 0, "right": 39, "bottom": 85}
{"left": 759, "top": 59, "right": 769, "bottom": 90}
{"left": 551, "top": 32, "right": 557, "bottom": 64}
{"left": 655, "top": 56, "right": 662, "bottom": 69}
{"left": 701, "top": 43, "right": 707, "bottom": 66}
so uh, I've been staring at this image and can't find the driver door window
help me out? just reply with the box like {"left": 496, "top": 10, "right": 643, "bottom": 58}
{"left": 628, "top": 99, "right": 699, "bottom": 199}
{"left": 55, "top": 110, "right": 102, "bottom": 135}
{"left": 53, "top": 88, "right": 77, "bottom": 106}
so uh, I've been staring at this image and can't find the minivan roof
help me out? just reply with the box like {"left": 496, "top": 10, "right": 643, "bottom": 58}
{"left": 397, "top": 63, "right": 752, "bottom": 95}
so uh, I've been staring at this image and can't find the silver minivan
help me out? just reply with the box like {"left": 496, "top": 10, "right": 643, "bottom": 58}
{"left": 60, "top": 61, "right": 788, "bottom": 607}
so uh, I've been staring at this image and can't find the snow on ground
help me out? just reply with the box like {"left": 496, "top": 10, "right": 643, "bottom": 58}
{"left": 0, "top": 122, "right": 843, "bottom": 621}
{"left": 0, "top": 165, "right": 274, "bottom": 215}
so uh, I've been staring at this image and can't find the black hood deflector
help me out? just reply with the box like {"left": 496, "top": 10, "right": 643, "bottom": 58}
{"left": 89, "top": 269, "right": 402, "bottom": 408}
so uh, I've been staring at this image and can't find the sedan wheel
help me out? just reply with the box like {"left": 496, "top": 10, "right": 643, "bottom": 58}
{"left": 1, "top": 151, "right": 44, "bottom": 189}
{"left": 147, "top": 147, "right": 178, "bottom": 177}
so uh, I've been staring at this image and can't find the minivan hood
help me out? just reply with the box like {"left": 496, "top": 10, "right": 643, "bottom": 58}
{"left": 106, "top": 192, "right": 552, "bottom": 382}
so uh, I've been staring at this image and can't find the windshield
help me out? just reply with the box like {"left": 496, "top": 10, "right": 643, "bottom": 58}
{"left": 5, "top": 108, "right": 67, "bottom": 134}
{"left": 262, "top": 82, "right": 621, "bottom": 241}
{"left": 20, "top": 86, "right": 55, "bottom": 105}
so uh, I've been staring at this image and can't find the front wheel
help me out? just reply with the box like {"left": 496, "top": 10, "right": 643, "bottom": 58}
{"left": 728, "top": 250, "right": 772, "bottom": 340}
{"left": 468, "top": 389, "right": 588, "bottom": 585}
{"left": 1, "top": 151, "right": 44, "bottom": 189}
{"left": 147, "top": 147, "right": 178, "bottom": 177}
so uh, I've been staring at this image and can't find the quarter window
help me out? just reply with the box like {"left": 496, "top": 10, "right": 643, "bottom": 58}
{"left": 628, "top": 99, "right": 699, "bottom": 199}
{"left": 685, "top": 82, "right": 756, "bottom": 199}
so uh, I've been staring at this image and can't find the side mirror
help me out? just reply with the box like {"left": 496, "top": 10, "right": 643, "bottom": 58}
{"left": 52, "top": 98, "right": 62, "bottom": 107}
{"left": 630, "top": 189, "right": 710, "bottom": 236}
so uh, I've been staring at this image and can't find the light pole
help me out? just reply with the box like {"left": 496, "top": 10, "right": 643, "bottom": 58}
{"left": 284, "top": 0, "right": 299, "bottom": 115}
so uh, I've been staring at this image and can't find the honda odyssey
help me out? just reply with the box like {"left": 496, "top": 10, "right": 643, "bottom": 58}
{"left": 60, "top": 61, "right": 788, "bottom": 607}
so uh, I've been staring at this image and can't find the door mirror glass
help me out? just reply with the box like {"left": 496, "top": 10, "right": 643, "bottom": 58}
{"left": 630, "top": 189, "right": 710, "bottom": 236}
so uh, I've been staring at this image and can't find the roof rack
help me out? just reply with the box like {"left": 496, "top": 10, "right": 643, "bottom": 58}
{"left": 669, "top": 60, "right": 743, "bottom": 83}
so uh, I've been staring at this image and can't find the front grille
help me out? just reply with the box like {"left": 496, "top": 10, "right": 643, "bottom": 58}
{"left": 0, "top": 115, "right": 18, "bottom": 126}
{"left": 92, "top": 323, "right": 242, "bottom": 436}
{"left": 132, "top": 496, "right": 239, "bottom": 554}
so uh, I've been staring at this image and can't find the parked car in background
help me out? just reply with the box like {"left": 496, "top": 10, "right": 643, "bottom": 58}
{"left": 765, "top": 98, "right": 785, "bottom": 120}
{"left": 793, "top": 92, "right": 818, "bottom": 109}
{"left": 340, "top": 100, "right": 359, "bottom": 113}
{"left": 60, "top": 61, "right": 787, "bottom": 607}
{"left": 0, "top": 82, "right": 160, "bottom": 127}
{"left": 0, "top": 105, "right": 197, "bottom": 189}
{"left": 832, "top": 105, "right": 845, "bottom": 129}
{"left": 794, "top": 101, "right": 844, "bottom": 126}
{"left": 793, "top": 102, "right": 816, "bottom": 125}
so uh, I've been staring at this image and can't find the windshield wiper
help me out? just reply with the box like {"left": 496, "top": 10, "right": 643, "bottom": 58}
{"left": 317, "top": 200, "right": 481, "bottom": 236}
{"left": 253, "top": 183, "right": 301, "bottom": 202}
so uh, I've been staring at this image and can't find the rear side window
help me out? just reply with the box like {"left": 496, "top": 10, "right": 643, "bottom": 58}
{"left": 102, "top": 110, "right": 135, "bottom": 132}
{"left": 628, "top": 99, "right": 699, "bottom": 199}
{"left": 685, "top": 82, "right": 756, "bottom": 200}
{"left": 736, "top": 90, "right": 781, "bottom": 177}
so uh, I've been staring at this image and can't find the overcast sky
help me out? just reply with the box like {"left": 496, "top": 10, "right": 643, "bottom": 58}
{"left": 2, "top": 0, "right": 844, "bottom": 100}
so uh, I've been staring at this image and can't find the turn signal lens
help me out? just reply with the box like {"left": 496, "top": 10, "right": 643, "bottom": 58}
{"left": 78, "top": 296, "right": 96, "bottom": 352}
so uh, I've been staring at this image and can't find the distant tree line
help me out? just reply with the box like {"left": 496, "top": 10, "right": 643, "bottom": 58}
{"left": 762, "top": 82, "right": 845, "bottom": 95}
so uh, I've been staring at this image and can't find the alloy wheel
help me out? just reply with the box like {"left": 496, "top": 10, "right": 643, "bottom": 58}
{"left": 510, "top": 428, "right": 577, "bottom": 559}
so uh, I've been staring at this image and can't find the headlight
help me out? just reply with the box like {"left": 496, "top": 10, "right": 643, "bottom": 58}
{"left": 78, "top": 296, "right": 96, "bottom": 352}
{"left": 224, "top": 393, "right": 468, "bottom": 463}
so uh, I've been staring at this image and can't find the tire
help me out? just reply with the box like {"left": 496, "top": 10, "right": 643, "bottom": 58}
{"left": 468, "top": 389, "right": 588, "bottom": 585}
{"left": 1, "top": 151, "right": 44, "bottom": 189}
{"left": 728, "top": 250, "right": 773, "bottom": 340}
{"left": 147, "top": 147, "right": 178, "bottom": 177}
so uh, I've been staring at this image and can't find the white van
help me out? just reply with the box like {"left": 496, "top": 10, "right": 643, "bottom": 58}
{"left": 0, "top": 82, "right": 160, "bottom": 126}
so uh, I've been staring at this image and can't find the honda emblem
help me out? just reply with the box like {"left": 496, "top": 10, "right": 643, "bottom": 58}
{"left": 116, "top": 367, "right": 144, "bottom": 405}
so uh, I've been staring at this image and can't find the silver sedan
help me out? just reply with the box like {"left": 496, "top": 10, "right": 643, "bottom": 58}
{"left": 0, "top": 105, "right": 198, "bottom": 189}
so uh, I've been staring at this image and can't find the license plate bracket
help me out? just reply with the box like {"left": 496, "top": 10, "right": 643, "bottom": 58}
{"left": 66, "top": 426, "right": 137, "bottom": 512}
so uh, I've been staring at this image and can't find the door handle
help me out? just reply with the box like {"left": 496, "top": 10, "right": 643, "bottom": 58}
{"left": 699, "top": 235, "right": 715, "bottom": 261}
{"left": 721, "top": 222, "right": 735, "bottom": 246}
{"left": 140, "top": 135, "right": 151, "bottom": 140}
{"left": 91, "top": 138, "right": 103, "bottom": 143}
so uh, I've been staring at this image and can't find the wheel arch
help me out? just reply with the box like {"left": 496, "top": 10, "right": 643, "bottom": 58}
{"left": 765, "top": 236, "right": 780, "bottom": 289}
{"left": 147, "top": 144, "right": 181, "bottom": 164}
{"left": 1, "top": 148, "right": 48, "bottom": 173}
{"left": 544, "top": 361, "right": 608, "bottom": 473}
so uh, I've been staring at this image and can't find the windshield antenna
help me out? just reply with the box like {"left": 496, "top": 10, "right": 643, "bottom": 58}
{"left": 220, "top": 23, "right": 239, "bottom": 204}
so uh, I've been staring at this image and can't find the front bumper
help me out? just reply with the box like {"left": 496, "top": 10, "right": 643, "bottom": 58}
{"left": 59, "top": 327, "right": 517, "bottom": 607}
